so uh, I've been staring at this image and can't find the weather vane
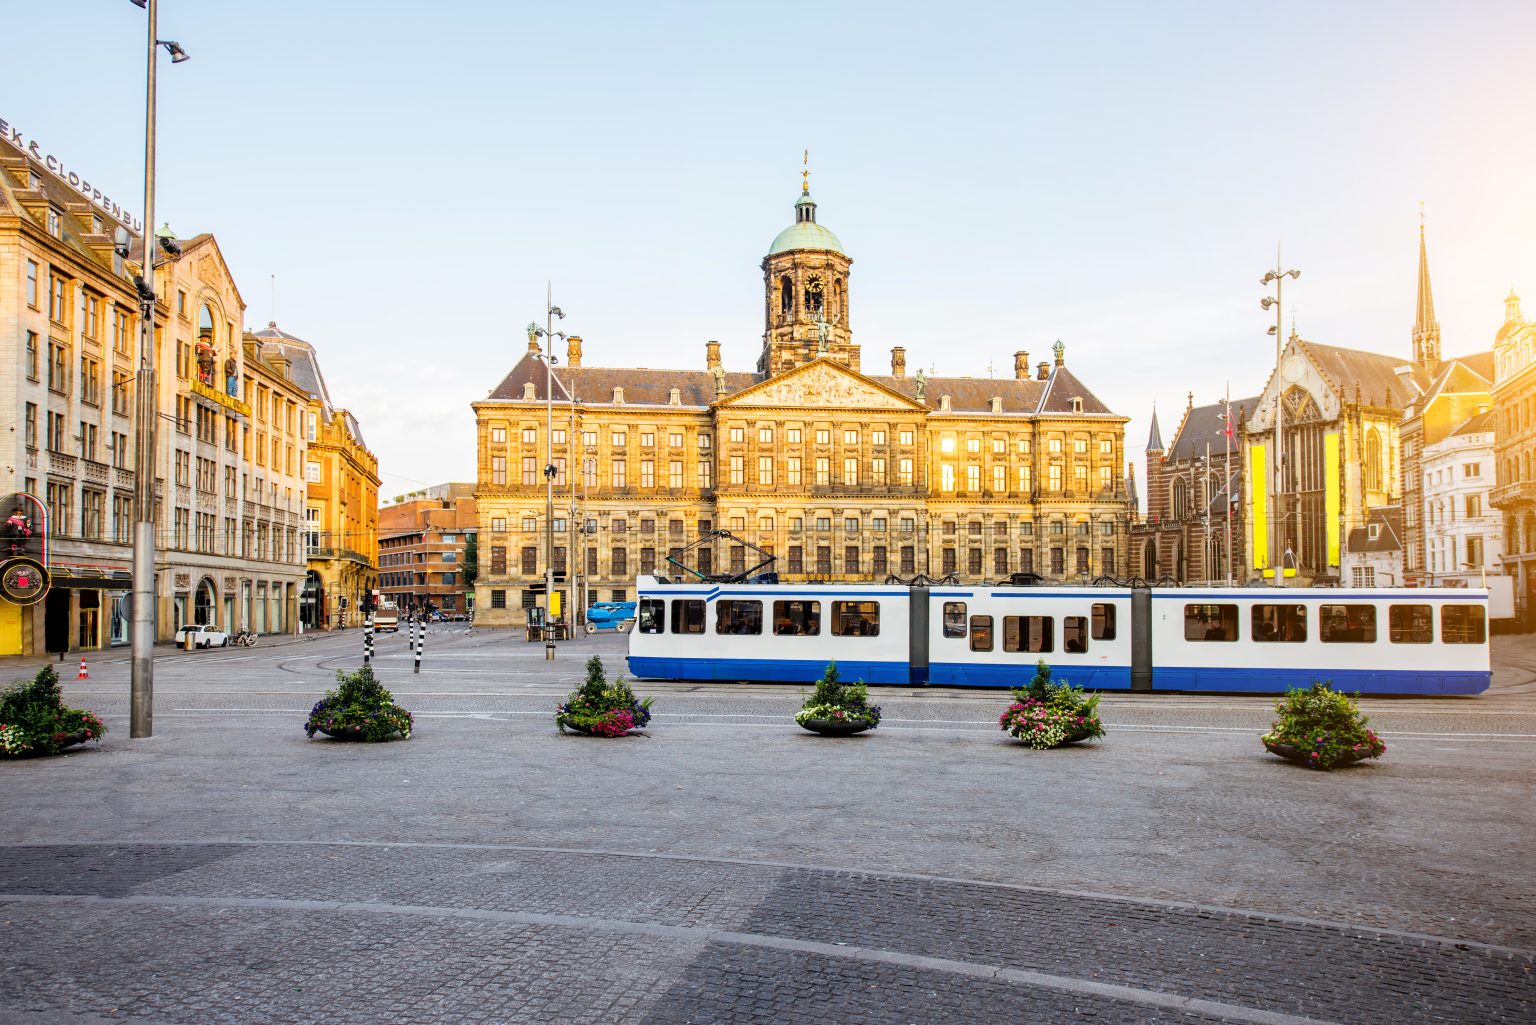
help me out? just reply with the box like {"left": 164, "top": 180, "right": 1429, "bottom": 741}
{"left": 802, "top": 149, "right": 810, "bottom": 192}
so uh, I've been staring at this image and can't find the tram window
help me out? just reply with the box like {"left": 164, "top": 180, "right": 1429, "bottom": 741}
{"left": 715, "top": 599, "right": 763, "bottom": 635}
{"left": 1063, "top": 616, "right": 1088, "bottom": 653}
{"left": 1441, "top": 605, "right": 1486, "bottom": 644}
{"left": 1320, "top": 604, "right": 1377, "bottom": 643}
{"left": 637, "top": 598, "right": 665, "bottom": 634}
{"left": 1388, "top": 604, "right": 1433, "bottom": 644}
{"left": 1091, "top": 603, "right": 1116, "bottom": 640}
{"left": 1002, "top": 615, "right": 1053, "bottom": 653}
{"left": 1251, "top": 604, "right": 1306, "bottom": 643}
{"left": 832, "top": 600, "right": 880, "bottom": 637}
{"left": 773, "top": 599, "right": 821, "bottom": 636}
{"left": 671, "top": 599, "right": 706, "bottom": 634}
{"left": 942, "top": 602, "right": 967, "bottom": 638}
{"left": 1184, "top": 604, "right": 1238, "bottom": 641}
{"left": 970, "top": 615, "right": 993, "bottom": 652}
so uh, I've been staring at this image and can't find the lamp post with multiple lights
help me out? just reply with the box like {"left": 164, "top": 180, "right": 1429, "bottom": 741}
{"left": 1260, "top": 258, "right": 1300, "bottom": 588}
{"left": 527, "top": 291, "right": 566, "bottom": 660}
{"left": 129, "top": 0, "right": 189, "bottom": 739}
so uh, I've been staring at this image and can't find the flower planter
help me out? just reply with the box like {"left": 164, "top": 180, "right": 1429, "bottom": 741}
{"left": 558, "top": 721, "right": 642, "bottom": 737}
{"left": 1263, "top": 738, "right": 1377, "bottom": 768}
{"left": 799, "top": 717, "right": 873, "bottom": 737}
{"left": 1006, "top": 729, "right": 1096, "bottom": 748}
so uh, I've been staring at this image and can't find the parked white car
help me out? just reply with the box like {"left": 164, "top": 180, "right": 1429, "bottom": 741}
{"left": 174, "top": 624, "right": 229, "bottom": 648}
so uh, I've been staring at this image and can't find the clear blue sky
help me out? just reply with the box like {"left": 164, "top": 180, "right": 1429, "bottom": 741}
{"left": 10, "top": 1, "right": 1536, "bottom": 500}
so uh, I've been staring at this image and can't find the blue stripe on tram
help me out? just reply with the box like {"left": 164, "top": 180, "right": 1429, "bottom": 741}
{"left": 627, "top": 656, "right": 911, "bottom": 685}
{"left": 1151, "top": 666, "right": 1490, "bottom": 695}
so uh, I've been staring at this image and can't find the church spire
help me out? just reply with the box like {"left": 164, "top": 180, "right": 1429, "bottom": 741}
{"left": 1147, "top": 405, "right": 1164, "bottom": 454}
{"left": 1413, "top": 215, "right": 1441, "bottom": 367}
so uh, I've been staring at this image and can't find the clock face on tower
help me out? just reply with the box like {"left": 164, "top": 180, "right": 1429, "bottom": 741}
{"left": 805, "top": 275, "right": 823, "bottom": 295}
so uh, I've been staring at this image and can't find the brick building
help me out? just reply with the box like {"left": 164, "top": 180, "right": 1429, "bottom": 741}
{"left": 378, "top": 483, "right": 477, "bottom": 617}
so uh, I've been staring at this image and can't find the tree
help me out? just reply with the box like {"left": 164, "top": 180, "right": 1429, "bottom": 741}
{"left": 462, "top": 533, "right": 478, "bottom": 590}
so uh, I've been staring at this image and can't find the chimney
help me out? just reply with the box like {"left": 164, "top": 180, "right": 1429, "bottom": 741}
{"left": 1014, "top": 351, "right": 1029, "bottom": 379}
{"left": 1036, "top": 361, "right": 1050, "bottom": 381}
{"left": 706, "top": 340, "right": 721, "bottom": 370}
{"left": 891, "top": 347, "right": 906, "bottom": 378}
{"left": 566, "top": 335, "right": 582, "bottom": 368}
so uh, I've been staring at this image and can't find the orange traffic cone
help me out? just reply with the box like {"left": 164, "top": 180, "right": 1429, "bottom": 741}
{"left": 76, "top": 658, "right": 89, "bottom": 680}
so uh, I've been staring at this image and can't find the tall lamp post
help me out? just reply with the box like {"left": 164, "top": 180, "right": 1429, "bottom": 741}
{"left": 527, "top": 291, "right": 566, "bottom": 660}
{"left": 129, "top": 0, "right": 189, "bottom": 739}
{"left": 1260, "top": 257, "right": 1300, "bottom": 588}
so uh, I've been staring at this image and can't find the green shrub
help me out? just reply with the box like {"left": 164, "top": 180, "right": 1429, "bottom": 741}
{"left": 1262, "top": 682, "right": 1384, "bottom": 770}
{"left": 794, "top": 661, "right": 882, "bottom": 727}
{"left": 556, "top": 655, "right": 653, "bottom": 736}
{"left": 304, "top": 665, "right": 413, "bottom": 741}
{"left": 0, "top": 665, "right": 106, "bottom": 757}
{"left": 998, "top": 659, "right": 1105, "bottom": 749}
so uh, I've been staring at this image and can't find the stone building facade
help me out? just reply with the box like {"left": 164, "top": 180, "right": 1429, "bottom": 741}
{"left": 154, "top": 234, "right": 308, "bottom": 638}
{"left": 472, "top": 182, "right": 1134, "bottom": 627}
{"left": 248, "top": 323, "right": 379, "bottom": 628}
{"left": 1490, "top": 288, "right": 1536, "bottom": 619}
{"left": 378, "top": 483, "right": 477, "bottom": 617}
{"left": 0, "top": 126, "right": 311, "bottom": 651}
{"left": 1244, "top": 330, "right": 1431, "bottom": 584}
{"left": 1133, "top": 393, "right": 1256, "bottom": 583}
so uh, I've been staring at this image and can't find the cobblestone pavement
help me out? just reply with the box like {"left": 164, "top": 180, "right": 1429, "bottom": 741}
{"left": 1, "top": 629, "right": 1533, "bottom": 1024}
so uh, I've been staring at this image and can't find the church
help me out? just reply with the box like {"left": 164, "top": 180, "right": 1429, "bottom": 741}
{"left": 471, "top": 178, "right": 1134, "bottom": 626}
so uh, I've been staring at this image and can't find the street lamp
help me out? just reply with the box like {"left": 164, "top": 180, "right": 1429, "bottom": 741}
{"left": 130, "top": 0, "right": 190, "bottom": 739}
{"left": 527, "top": 291, "right": 566, "bottom": 661}
{"left": 1260, "top": 257, "right": 1300, "bottom": 587}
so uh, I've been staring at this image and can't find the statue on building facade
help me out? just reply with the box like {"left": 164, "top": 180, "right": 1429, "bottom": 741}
{"left": 914, "top": 367, "right": 927, "bottom": 401}
{"left": 711, "top": 363, "right": 726, "bottom": 395}
{"left": 814, "top": 307, "right": 839, "bottom": 356}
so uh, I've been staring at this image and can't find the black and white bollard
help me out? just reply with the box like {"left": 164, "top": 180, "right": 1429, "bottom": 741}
{"left": 413, "top": 619, "right": 423, "bottom": 674}
{"left": 363, "top": 612, "right": 374, "bottom": 665}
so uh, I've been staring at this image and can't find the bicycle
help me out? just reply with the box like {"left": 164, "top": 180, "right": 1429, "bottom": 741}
{"left": 233, "top": 630, "right": 258, "bottom": 647}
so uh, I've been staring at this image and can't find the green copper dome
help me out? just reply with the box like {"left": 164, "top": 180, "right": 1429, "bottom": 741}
{"left": 768, "top": 189, "right": 844, "bottom": 255}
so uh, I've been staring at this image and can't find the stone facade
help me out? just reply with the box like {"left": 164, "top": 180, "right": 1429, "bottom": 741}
{"left": 1489, "top": 289, "right": 1536, "bottom": 618}
{"left": 472, "top": 184, "right": 1134, "bottom": 627}
{"left": 154, "top": 234, "right": 307, "bottom": 638}
{"left": 248, "top": 323, "right": 380, "bottom": 629}
{"left": 1420, "top": 411, "right": 1498, "bottom": 587}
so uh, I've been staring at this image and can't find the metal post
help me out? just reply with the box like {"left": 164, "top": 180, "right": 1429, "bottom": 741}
{"left": 569, "top": 394, "right": 579, "bottom": 638}
{"left": 414, "top": 615, "right": 423, "bottom": 674}
{"left": 130, "top": 0, "right": 161, "bottom": 739}
{"left": 363, "top": 611, "right": 373, "bottom": 665}
{"left": 1273, "top": 262, "right": 1285, "bottom": 588}
{"left": 545, "top": 284, "right": 556, "bottom": 660}
{"left": 1224, "top": 383, "right": 1233, "bottom": 586}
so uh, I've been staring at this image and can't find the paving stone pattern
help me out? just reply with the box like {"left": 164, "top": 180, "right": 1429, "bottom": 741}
{"left": 1, "top": 629, "right": 1533, "bottom": 1023}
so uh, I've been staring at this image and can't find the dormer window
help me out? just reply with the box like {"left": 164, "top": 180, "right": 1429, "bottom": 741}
{"left": 1071, "top": 397, "right": 1084, "bottom": 413}
{"left": 1368, "top": 524, "right": 1381, "bottom": 541}
{"left": 940, "top": 395, "right": 952, "bottom": 412}
{"left": 989, "top": 397, "right": 1002, "bottom": 413}
{"left": 28, "top": 171, "right": 40, "bottom": 190}
{"left": 522, "top": 382, "right": 536, "bottom": 400}
{"left": 612, "top": 386, "right": 624, "bottom": 404}
{"left": 46, "top": 208, "right": 61, "bottom": 238}
{"left": 669, "top": 387, "right": 681, "bottom": 406}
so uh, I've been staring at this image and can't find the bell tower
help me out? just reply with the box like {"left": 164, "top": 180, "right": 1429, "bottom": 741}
{"left": 759, "top": 169, "right": 855, "bottom": 377}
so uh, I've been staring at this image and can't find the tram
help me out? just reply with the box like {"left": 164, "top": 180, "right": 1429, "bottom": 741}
{"left": 625, "top": 576, "right": 1491, "bottom": 695}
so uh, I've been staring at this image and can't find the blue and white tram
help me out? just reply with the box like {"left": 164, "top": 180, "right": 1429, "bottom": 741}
{"left": 625, "top": 576, "right": 1491, "bottom": 695}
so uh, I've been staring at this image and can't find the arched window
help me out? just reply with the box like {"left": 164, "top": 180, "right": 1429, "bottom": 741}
{"left": 1171, "top": 479, "right": 1189, "bottom": 520}
{"left": 1365, "top": 429, "right": 1382, "bottom": 492}
{"left": 835, "top": 277, "right": 846, "bottom": 319}
{"left": 779, "top": 276, "right": 792, "bottom": 318}
{"left": 1525, "top": 452, "right": 1531, "bottom": 482}
{"left": 196, "top": 304, "right": 216, "bottom": 386}
{"left": 1143, "top": 539, "right": 1156, "bottom": 578}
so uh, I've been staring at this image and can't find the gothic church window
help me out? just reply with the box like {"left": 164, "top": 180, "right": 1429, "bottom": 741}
{"left": 1365, "top": 429, "right": 1383, "bottom": 492}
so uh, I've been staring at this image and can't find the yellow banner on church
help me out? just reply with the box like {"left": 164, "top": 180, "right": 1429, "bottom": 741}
{"left": 1325, "top": 432, "right": 1341, "bottom": 566}
{"left": 1249, "top": 444, "right": 1268, "bottom": 570}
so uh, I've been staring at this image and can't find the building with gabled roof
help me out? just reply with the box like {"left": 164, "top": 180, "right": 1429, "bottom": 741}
{"left": 248, "top": 321, "right": 379, "bottom": 627}
{"left": 471, "top": 180, "right": 1134, "bottom": 627}
{"left": 1490, "top": 287, "right": 1536, "bottom": 619}
{"left": 1341, "top": 505, "right": 1404, "bottom": 588}
{"left": 1134, "top": 392, "right": 1258, "bottom": 583}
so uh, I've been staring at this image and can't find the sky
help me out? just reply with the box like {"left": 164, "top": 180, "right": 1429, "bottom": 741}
{"left": 8, "top": 1, "right": 1536, "bottom": 503}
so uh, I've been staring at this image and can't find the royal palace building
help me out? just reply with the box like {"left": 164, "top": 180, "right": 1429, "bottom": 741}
{"left": 472, "top": 181, "right": 1134, "bottom": 627}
